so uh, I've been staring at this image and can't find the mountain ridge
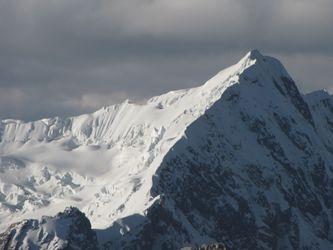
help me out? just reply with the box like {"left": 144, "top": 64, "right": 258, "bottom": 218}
{"left": 1, "top": 50, "right": 333, "bottom": 249}
{"left": 1, "top": 50, "right": 269, "bottom": 231}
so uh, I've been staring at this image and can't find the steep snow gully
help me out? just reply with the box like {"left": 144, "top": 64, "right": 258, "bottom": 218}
{"left": 1, "top": 50, "right": 333, "bottom": 249}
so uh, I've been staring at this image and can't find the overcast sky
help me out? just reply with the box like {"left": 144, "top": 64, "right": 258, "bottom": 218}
{"left": 0, "top": 0, "right": 332, "bottom": 121}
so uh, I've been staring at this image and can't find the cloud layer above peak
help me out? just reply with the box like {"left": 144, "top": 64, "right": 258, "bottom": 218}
{"left": 0, "top": 0, "right": 332, "bottom": 120}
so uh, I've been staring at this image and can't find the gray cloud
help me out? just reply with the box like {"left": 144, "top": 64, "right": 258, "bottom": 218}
{"left": 0, "top": 0, "right": 332, "bottom": 120}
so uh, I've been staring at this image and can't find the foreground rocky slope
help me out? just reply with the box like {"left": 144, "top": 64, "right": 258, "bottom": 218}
{"left": 1, "top": 50, "right": 333, "bottom": 249}
{"left": 0, "top": 207, "right": 97, "bottom": 249}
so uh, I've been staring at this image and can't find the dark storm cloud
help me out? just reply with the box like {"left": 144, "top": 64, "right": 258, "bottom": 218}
{"left": 0, "top": 0, "right": 332, "bottom": 120}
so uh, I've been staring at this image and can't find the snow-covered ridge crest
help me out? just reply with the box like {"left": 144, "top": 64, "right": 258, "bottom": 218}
{"left": 0, "top": 50, "right": 288, "bottom": 147}
{"left": 0, "top": 49, "right": 323, "bottom": 240}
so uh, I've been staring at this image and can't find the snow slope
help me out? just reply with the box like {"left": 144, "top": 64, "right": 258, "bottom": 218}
{"left": 1, "top": 50, "right": 333, "bottom": 249}
{"left": 0, "top": 50, "right": 261, "bottom": 232}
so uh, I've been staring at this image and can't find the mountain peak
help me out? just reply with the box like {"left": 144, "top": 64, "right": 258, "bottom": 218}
{"left": 245, "top": 49, "right": 264, "bottom": 60}
{"left": 233, "top": 49, "right": 292, "bottom": 82}
{"left": 238, "top": 49, "right": 265, "bottom": 65}
{"left": 232, "top": 49, "right": 267, "bottom": 74}
{"left": 305, "top": 89, "right": 332, "bottom": 104}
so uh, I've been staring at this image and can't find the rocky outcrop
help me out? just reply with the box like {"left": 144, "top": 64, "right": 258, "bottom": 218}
{"left": 0, "top": 207, "right": 98, "bottom": 249}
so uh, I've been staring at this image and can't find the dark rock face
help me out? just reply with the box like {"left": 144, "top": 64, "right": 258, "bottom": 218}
{"left": 305, "top": 90, "right": 333, "bottom": 154}
{"left": 0, "top": 207, "right": 98, "bottom": 250}
{"left": 143, "top": 61, "right": 333, "bottom": 249}
{"left": 280, "top": 77, "right": 315, "bottom": 127}
{"left": 130, "top": 199, "right": 192, "bottom": 250}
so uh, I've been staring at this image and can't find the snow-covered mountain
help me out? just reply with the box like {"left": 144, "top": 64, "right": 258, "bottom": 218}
{"left": 1, "top": 50, "right": 333, "bottom": 249}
